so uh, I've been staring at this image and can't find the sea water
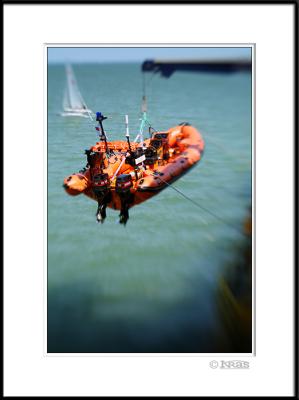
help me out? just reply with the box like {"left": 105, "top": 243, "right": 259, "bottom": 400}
{"left": 47, "top": 63, "right": 252, "bottom": 352}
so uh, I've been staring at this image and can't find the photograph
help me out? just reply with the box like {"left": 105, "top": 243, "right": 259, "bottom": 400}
{"left": 4, "top": 1, "right": 297, "bottom": 396}
{"left": 47, "top": 46, "right": 253, "bottom": 354}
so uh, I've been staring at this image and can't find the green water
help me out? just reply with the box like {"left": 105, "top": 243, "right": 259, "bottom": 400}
{"left": 48, "top": 63, "right": 252, "bottom": 352}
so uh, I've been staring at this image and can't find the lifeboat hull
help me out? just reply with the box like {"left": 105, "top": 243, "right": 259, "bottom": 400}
{"left": 63, "top": 124, "right": 204, "bottom": 212}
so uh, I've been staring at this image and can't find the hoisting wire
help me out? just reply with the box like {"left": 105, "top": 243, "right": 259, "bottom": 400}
{"left": 149, "top": 171, "right": 246, "bottom": 237}
{"left": 134, "top": 72, "right": 159, "bottom": 142}
{"left": 142, "top": 71, "right": 146, "bottom": 103}
{"left": 141, "top": 70, "right": 158, "bottom": 114}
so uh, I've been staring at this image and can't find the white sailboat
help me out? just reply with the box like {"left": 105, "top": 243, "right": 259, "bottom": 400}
{"left": 61, "top": 64, "right": 92, "bottom": 118}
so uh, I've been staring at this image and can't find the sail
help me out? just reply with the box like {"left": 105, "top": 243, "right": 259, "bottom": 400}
{"left": 63, "top": 87, "right": 70, "bottom": 109}
{"left": 61, "top": 64, "right": 92, "bottom": 119}
{"left": 65, "top": 64, "right": 85, "bottom": 110}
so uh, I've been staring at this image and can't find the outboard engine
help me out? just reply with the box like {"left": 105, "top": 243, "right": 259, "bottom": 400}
{"left": 92, "top": 173, "right": 110, "bottom": 195}
{"left": 115, "top": 174, "right": 134, "bottom": 225}
{"left": 92, "top": 173, "right": 111, "bottom": 223}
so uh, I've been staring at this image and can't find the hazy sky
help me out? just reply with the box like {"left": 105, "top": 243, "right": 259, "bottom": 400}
{"left": 48, "top": 47, "right": 251, "bottom": 64}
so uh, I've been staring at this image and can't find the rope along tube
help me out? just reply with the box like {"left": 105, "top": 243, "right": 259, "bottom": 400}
{"left": 149, "top": 171, "right": 247, "bottom": 237}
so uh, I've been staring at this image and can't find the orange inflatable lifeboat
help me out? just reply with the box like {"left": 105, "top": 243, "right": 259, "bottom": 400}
{"left": 63, "top": 113, "right": 204, "bottom": 224}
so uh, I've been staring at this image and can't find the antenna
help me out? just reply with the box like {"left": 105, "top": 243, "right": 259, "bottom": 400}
{"left": 125, "top": 114, "right": 132, "bottom": 153}
{"left": 95, "top": 112, "right": 109, "bottom": 154}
